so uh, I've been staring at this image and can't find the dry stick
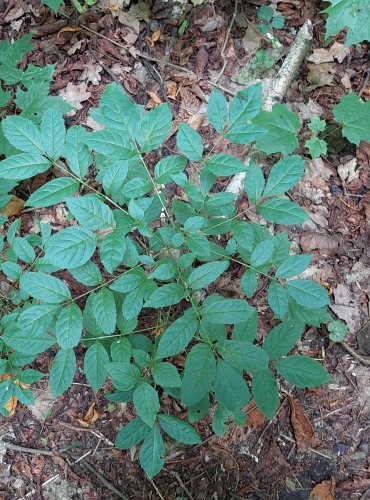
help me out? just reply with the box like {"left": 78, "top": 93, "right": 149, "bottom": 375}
{"left": 214, "top": 0, "right": 239, "bottom": 84}
{"left": 3, "top": 441, "right": 55, "bottom": 456}
{"left": 79, "top": 458, "right": 129, "bottom": 500}
{"left": 225, "top": 19, "right": 313, "bottom": 204}
{"left": 339, "top": 341, "right": 370, "bottom": 367}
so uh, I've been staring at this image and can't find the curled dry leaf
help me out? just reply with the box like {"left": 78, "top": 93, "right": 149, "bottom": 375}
{"left": 146, "top": 29, "right": 161, "bottom": 48}
{"left": 147, "top": 91, "right": 163, "bottom": 105}
{"left": 57, "top": 26, "right": 82, "bottom": 40}
{"left": 309, "top": 477, "right": 336, "bottom": 500}
{"left": 288, "top": 396, "right": 314, "bottom": 452}
{"left": 166, "top": 82, "right": 178, "bottom": 100}
{"left": 195, "top": 46, "right": 208, "bottom": 77}
{"left": 300, "top": 232, "right": 340, "bottom": 254}
{"left": 0, "top": 196, "right": 24, "bottom": 218}
{"left": 77, "top": 402, "right": 100, "bottom": 427}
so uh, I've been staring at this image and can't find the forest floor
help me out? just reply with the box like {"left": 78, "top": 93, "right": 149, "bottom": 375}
{"left": 0, "top": 0, "right": 369, "bottom": 499}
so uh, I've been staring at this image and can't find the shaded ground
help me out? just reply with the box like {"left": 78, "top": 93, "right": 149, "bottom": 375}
{"left": 0, "top": 0, "right": 369, "bottom": 498}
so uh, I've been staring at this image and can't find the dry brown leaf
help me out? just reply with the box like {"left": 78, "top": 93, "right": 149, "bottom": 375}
{"left": 57, "top": 26, "right": 82, "bottom": 40}
{"left": 307, "top": 43, "right": 350, "bottom": 64}
{"left": 288, "top": 396, "right": 314, "bottom": 452}
{"left": 309, "top": 477, "right": 336, "bottom": 499}
{"left": 77, "top": 402, "right": 100, "bottom": 427}
{"left": 146, "top": 29, "right": 161, "bottom": 48}
{"left": 195, "top": 46, "right": 208, "bottom": 77}
{"left": 244, "top": 401, "right": 266, "bottom": 427}
{"left": 166, "top": 82, "right": 178, "bottom": 100}
{"left": 147, "top": 91, "right": 162, "bottom": 105}
{"left": 300, "top": 232, "right": 340, "bottom": 254}
{"left": 0, "top": 196, "right": 24, "bottom": 218}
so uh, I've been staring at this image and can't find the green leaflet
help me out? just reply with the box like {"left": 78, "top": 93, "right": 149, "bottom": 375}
{"left": 20, "top": 272, "right": 71, "bottom": 303}
{"left": 0, "top": 153, "right": 50, "bottom": 180}
{"left": 274, "top": 355, "right": 330, "bottom": 388}
{"left": 181, "top": 344, "right": 216, "bottom": 406}
{"left": 207, "top": 88, "right": 228, "bottom": 133}
{"left": 252, "top": 369, "right": 279, "bottom": 419}
{"left": 84, "top": 342, "right": 109, "bottom": 391}
{"left": 187, "top": 261, "right": 228, "bottom": 290}
{"left": 158, "top": 414, "right": 201, "bottom": 444}
{"left": 55, "top": 303, "right": 83, "bottom": 349}
{"left": 333, "top": 93, "right": 370, "bottom": 145}
{"left": 139, "top": 425, "right": 165, "bottom": 478}
{"left": 41, "top": 109, "right": 65, "bottom": 160}
{"left": 67, "top": 195, "right": 116, "bottom": 230}
{"left": 156, "top": 309, "right": 198, "bottom": 359}
{"left": 26, "top": 177, "right": 80, "bottom": 207}
{"left": 44, "top": 226, "right": 98, "bottom": 269}
{"left": 213, "top": 360, "right": 250, "bottom": 411}
{"left": 49, "top": 348, "right": 76, "bottom": 397}
{"left": 2, "top": 115, "right": 44, "bottom": 154}
{"left": 133, "top": 382, "right": 160, "bottom": 427}
{"left": 92, "top": 287, "right": 116, "bottom": 334}
{"left": 115, "top": 417, "right": 150, "bottom": 449}
{"left": 176, "top": 123, "right": 203, "bottom": 161}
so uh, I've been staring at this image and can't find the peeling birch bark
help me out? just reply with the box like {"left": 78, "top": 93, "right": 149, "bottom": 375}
{"left": 226, "top": 20, "right": 313, "bottom": 205}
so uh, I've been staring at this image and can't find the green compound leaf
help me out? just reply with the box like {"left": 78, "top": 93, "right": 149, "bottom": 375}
{"left": 2, "top": 115, "right": 44, "bottom": 154}
{"left": 244, "top": 161, "right": 265, "bottom": 204}
{"left": 154, "top": 155, "right": 187, "bottom": 184}
{"left": 144, "top": 283, "right": 186, "bottom": 309}
{"left": 44, "top": 226, "right": 98, "bottom": 269}
{"left": 253, "top": 104, "right": 300, "bottom": 154}
{"left": 216, "top": 339, "right": 268, "bottom": 371}
{"left": 176, "top": 123, "right": 203, "bottom": 161}
{"left": 49, "top": 348, "right": 76, "bottom": 397}
{"left": 262, "top": 322, "right": 303, "bottom": 359}
{"left": 92, "top": 287, "right": 116, "bottom": 334}
{"left": 267, "top": 281, "right": 289, "bottom": 318}
{"left": 133, "top": 382, "right": 160, "bottom": 427}
{"left": 305, "top": 137, "right": 328, "bottom": 158}
{"left": 257, "top": 198, "right": 308, "bottom": 225}
{"left": 213, "top": 360, "right": 250, "bottom": 411}
{"left": 263, "top": 155, "right": 305, "bottom": 197}
{"left": 333, "top": 93, "right": 370, "bottom": 145}
{"left": 187, "top": 261, "right": 228, "bottom": 290}
{"left": 274, "top": 355, "right": 330, "bottom": 388}
{"left": 20, "top": 272, "right": 71, "bottom": 303}
{"left": 208, "top": 88, "right": 228, "bottom": 133}
{"left": 84, "top": 342, "right": 109, "bottom": 391}
{"left": 158, "top": 414, "right": 201, "bottom": 444}
{"left": 55, "top": 303, "right": 83, "bottom": 349}
{"left": 285, "top": 279, "right": 330, "bottom": 309}
{"left": 181, "top": 344, "right": 216, "bottom": 406}
{"left": 41, "top": 109, "right": 66, "bottom": 160}
{"left": 67, "top": 195, "right": 116, "bottom": 230}
{"left": 115, "top": 417, "right": 150, "bottom": 449}
{"left": 202, "top": 295, "right": 255, "bottom": 324}
{"left": 139, "top": 425, "right": 165, "bottom": 478}
{"left": 156, "top": 308, "right": 198, "bottom": 359}
{"left": 205, "top": 154, "right": 246, "bottom": 176}
{"left": 0, "top": 153, "right": 50, "bottom": 180}
{"left": 138, "top": 103, "right": 172, "bottom": 152}
{"left": 252, "top": 369, "right": 279, "bottom": 419}
{"left": 26, "top": 177, "right": 80, "bottom": 207}
{"left": 275, "top": 254, "right": 312, "bottom": 278}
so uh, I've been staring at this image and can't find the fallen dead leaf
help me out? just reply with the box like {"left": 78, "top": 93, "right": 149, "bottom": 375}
{"left": 166, "top": 82, "right": 178, "bottom": 100}
{"left": 147, "top": 91, "right": 162, "bottom": 105}
{"left": 146, "top": 29, "right": 161, "bottom": 48}
{"left": 300, "top": 232, "right": 340, "bottom": 254}
{"left": 307, "top": 42, "right": 350, "bottom": 64}
{"left": 77, "top": 402, "right": 100, "bottom": 427}
{"left": 0, "top": 196, "right": 24, "bottom": 218}
{"left": 288, "top": 396, "right": 314, "bottom": 452}
{"left": 337, "top": 158, "right": 358, "bottom": 183}
{"left": 59, "top": 82, "right": 91, "bottom": 114}
{"left": 79, "top": 62, "right": 103, "bottom": 86}
{"left": 309, "top": 477, "right": 336, "bottom": 499}
{"left": 244, "top": 401, "right": 266, "bottom": 427}
{"left": 57, "top": 26, "right": 82, "bottom": 40}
